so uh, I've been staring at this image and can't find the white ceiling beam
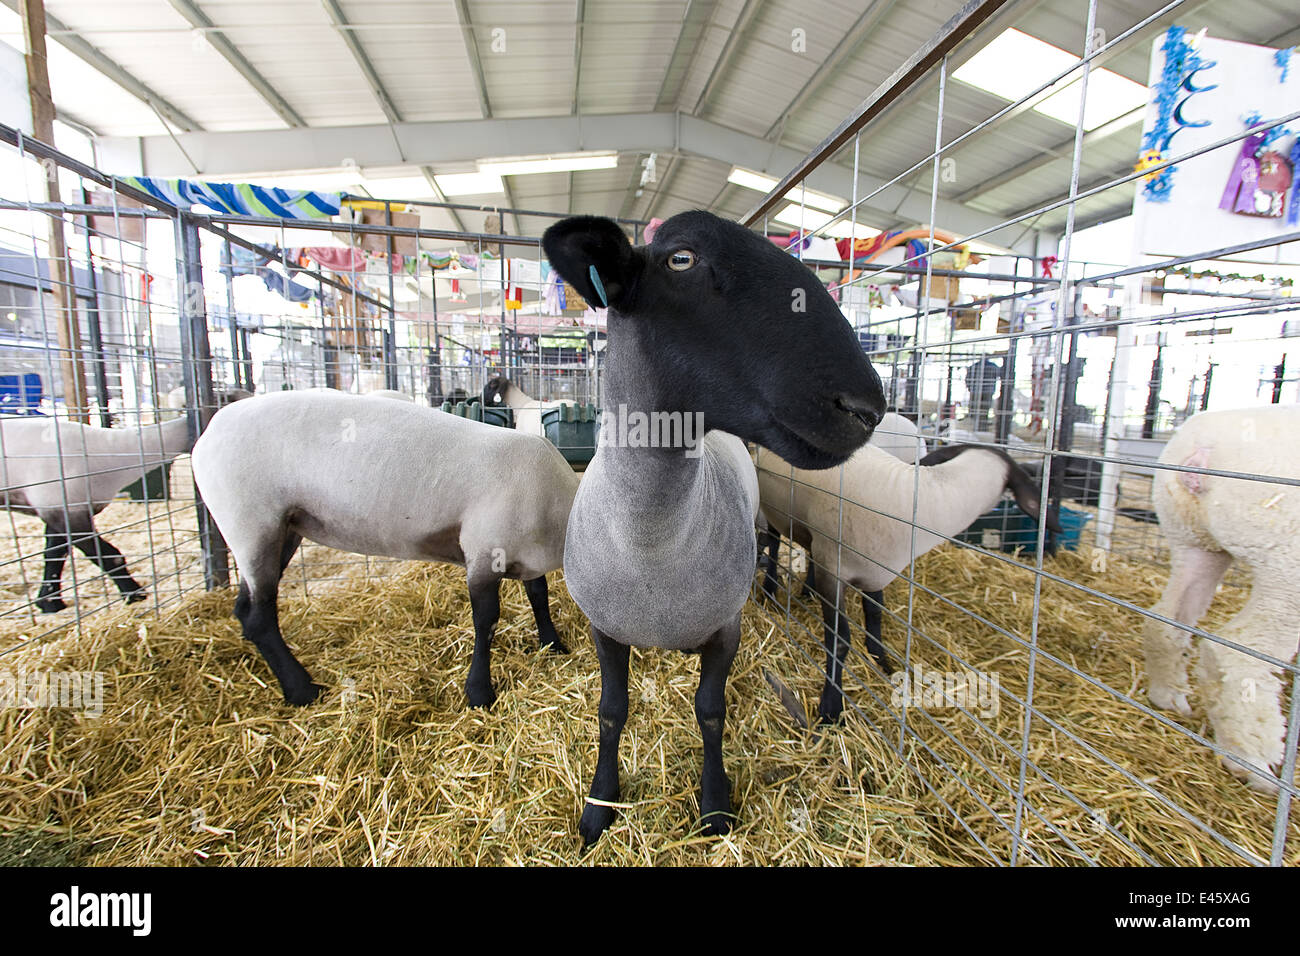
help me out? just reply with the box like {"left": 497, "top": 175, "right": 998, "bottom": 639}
{"left": 98, "top": 111, "right": 1038, "bottom": 253}
{"left": 167, "top": 0, "right": 305, "bottom": 128}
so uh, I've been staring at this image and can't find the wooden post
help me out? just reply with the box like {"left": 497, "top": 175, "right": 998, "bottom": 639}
{"left": 21, "top": 0, "right": 89, "bottom": 422}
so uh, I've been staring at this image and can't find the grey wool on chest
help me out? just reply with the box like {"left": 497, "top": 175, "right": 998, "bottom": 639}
{"left": 564, "top": 429, "right": 759, "bottom": 650}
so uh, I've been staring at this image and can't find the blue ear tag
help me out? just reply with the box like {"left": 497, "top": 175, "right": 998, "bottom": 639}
{"left": 588, "top": 264, "right": 609, "bottom": 308}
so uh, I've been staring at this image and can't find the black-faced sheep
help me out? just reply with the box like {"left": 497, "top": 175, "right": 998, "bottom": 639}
{"left": 542, "top": 210, "right": 885, "bottom": 846}
{"left": 756, "top": 442, "right": 1057, "bottom": 722}
{"left": 191, "top": 390, "right": 579, "bottom": 707}
{"left": 481, "top": 376, "right": 560, "bottom": 437}
{"left": 0, "top": 390, "right": 248, "bottom": 612}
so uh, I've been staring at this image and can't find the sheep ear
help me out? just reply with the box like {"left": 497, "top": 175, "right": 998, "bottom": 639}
{"left": 543, "top": 216, "right": 637, "bottom": 309}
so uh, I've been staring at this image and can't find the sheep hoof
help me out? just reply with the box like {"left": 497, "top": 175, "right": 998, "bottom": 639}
{"left": 1224, "top": 756, "right": 1280, "bottom": 795}
{"left": 466, "top": 685, "right": 497, "bottom": 709}
{"left": 1148, "top": 686, "right": 1192, "bottom": 716}
{"left": 540, "top": 636, "right": 570, "bottom": 655}
{"left": 123, "top": 589, "right": 148, "bottom": 605}
{"left": 700, "top": 810, "right": 735, "bottom": 837}
{"left": 283, "top": 682, "right": 324, "bottom": 707}
{"left": 35, "top": 597, "right": 67, "bottom": 614}
{"left": 816, "top": 697, "right": 845, "bottom": 726}
{"left": 579, "top": 802, "right": 617, "bottom": 848}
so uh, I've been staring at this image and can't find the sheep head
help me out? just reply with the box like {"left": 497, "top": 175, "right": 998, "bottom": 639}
{"left": 542, "top": 211, "right": 885, "bottom": 469}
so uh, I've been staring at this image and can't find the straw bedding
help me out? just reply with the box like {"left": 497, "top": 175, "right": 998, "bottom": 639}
{"left": 0, "top": 530, "right": 1294, "bottom": 866}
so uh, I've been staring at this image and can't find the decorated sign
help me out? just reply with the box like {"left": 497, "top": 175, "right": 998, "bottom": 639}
{"left": 1134, "top": 30, "right": 1300, "bottom": 257}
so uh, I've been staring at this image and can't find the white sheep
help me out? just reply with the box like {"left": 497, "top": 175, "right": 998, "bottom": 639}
{"left": 756, "top": 441, "right": 1055, "bottom": 722}
{"left": 0, "top": 390, "right": 247, "bottom": 611}
{"left": 1142, "top": 405, "right": 1300, "bottom": 794}
{"left": 480, "top": 376, "right": 561, "bottom": 436}
{"left": 781, "top": 411, "right": 923, "bottom": 600}
{"left": 870, "top": 412, "right": 924, "bottom": 464}
{"left": 363, "top": 389, "right": 414, "bottom": 403}
{"left": 191, "top": 390, "right": 579, "bottom": 707}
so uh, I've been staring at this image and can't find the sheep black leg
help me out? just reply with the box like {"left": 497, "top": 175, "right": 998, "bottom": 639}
{"left": 279, "top": 531, "right": 303, "bottom": 572}
{"left": 465, "top": 575, "right": 501, "bottom": 708}
{"left": 236, "top": 576, "right": 321, "bottom": 706}
{"left": 579, "top": 627, "right": 630, "bottom": 848}
{"left": 523, "top": 574, "right": 568, "bottom": 654}
{"left": 696, "top": 618, "right": 740, "bottom": 836}
{"left": 861, "top": 589, "right": 892, "bottom": 675}
{"left": 757, "top": 528, "right": 781, "bottom": 603}
{"left": 35, "top": 521, "right": 70, "bottom": 613}
{"left": 802, "top": 560, "right": 817, "bottom": 600}
{"left": 70, "top": 524, "right": 146, "bottom": 604}
{"left": 817, "top": 582, "right": 853, "bottom": 724}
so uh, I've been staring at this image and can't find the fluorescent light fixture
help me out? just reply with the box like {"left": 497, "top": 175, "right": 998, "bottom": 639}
{"left": 245, "top": 171, "right": 364, "bottom": 192}
{"left": 953, "top": 28, "right": 1148, "bottom": 131}
{"left": 822, "top": 219, "right": 882, "bottom": 240}
{"left": 953, "top": 28, "right": 1078, "bottom": 101}
{"left": 727, "top": 167, "right": 781, "bottom": 193}
{"left": 1033, "top": 70, "right": 1149, "bottom": 131}
{"left": 478, "top": 153, "right": 618, "bottom": 176}
{"left": 773, "top": 203, "right": 833, "bottom": 231}
{"left": 727, "top": 167, "right": 847, "bottom": 213}
{"left": 362, "top": 175, "right": 437, "bottom": 199}
{"left": 434, "top": 172, "right": 506, "bottom": 195}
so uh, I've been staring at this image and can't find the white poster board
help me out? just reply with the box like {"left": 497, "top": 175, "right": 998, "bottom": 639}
{"left": 0, "top": 39, "right": 32, "bottom": 136}
{"left": 1133, "top": 33, "right": 1300, "bottom": 259}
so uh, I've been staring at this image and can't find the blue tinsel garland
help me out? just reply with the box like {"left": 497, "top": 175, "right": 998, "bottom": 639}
{"left": 1289, "top": 137, "right": 1300, "bottom": 226}
{"left": 1141, "top": 27, "right": 1216, "bottom": 202}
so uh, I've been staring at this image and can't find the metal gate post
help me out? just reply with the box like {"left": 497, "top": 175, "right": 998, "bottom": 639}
{"left": 176, "top": 211, "right": 230, "bottom": 589}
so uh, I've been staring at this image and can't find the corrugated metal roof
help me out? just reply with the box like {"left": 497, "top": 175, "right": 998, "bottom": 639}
{"left": 17, "top": 0, "right": 1299, "bottom": 242}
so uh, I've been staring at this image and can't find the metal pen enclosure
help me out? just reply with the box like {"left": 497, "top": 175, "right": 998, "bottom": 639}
{"left": 0, "top": 0, "right": 1296, "bottom": 867}
{"left": 743, "top": 0, "right": 1299, "bottom": 865}
{"left": 0, "top": 124, "right": 605, "bottom": 655}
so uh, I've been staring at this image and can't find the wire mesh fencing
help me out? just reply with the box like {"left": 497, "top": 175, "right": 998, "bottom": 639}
{"left": 744, "top": 0, "right": 1298, "bottom": 865}
{"left": 0, "top": 124, "right": 616, "bottom": 662}
{"left": 1, "top": 0, "right": 1297, "bottom": 867}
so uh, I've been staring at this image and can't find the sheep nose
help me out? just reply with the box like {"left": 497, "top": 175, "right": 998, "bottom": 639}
{"left": 836, "top": 395, "right": 883, "bottom": 430}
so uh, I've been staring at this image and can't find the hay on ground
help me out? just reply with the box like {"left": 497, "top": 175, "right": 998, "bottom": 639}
{"left": 0, "top": 534, "right": 1294, "bottom": 866}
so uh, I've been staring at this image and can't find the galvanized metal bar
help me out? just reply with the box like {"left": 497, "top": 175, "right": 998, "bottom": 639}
{"left": 739, "top": 0, "right": 1009, "bottom": 225}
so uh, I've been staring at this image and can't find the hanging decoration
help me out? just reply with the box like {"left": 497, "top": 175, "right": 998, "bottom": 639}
{"left": 1039, "top": 255, "right": 1058, "bottom": 279}
{"left": 1276, "top": 46, "right": 1297, "bottom": 83}
{"left": 123, "top": 176, "right": 341, "bottom": 219}
{"left": 832, "top": 227, "right": 966, "bottom": 268}
{"left": 1140, "top": 26, "right": 1217, "bottom": 202}
{"left": 1134, "top": 148, "right": 1165, "bottom": 182}
{"left": 1219, "top": 116, "right": 1296, "bottom": 220}
{"left": 1289, "top": 137, "right": 1300, "bottom": 226}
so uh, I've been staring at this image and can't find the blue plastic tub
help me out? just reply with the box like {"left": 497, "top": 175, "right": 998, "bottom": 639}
{"left": 955, "top": 501, "right": 1091, "bottom": 554}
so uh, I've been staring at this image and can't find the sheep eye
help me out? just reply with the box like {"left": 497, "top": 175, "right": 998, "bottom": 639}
{"left": 667, "top": 250, "right": 696, "bottom": 271}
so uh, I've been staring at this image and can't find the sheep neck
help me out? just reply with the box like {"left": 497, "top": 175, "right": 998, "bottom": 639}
{"left": 103, "top": 415, "right": 193, "bottom": 460}
{"left": 595, "top": 338, "right": 706, "bottom": 525}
